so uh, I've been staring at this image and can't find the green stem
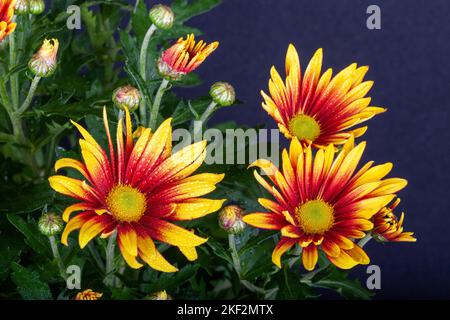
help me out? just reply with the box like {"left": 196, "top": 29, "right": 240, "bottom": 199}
{"left": 9, "top": 29, "right": 19, "bottom": 109}
{"left": 104, "top": 230, "right": 117, "bottom": 287}
{"left": 358, "top": 234, "right": 372, "bottom": 248}
{"left": 87, "top": 243, "right": 106, "bottom": 273}
{"left": 49, "top": 235, "right": 66, "bottom": 280}
{"left": 138, "top": 24, "right": 157, "bottom": 124}
{"left": 148, "top": 78, "right": 169, "bottom": 130}
{"left": 17, "top": 76, "right": 41, "bottom": 115}
{"left": 139, "top": 24, "right": 157, "bottom": 82}
{"left": 199, "top": 101, "right": 218, "bottom": 124}
{"left": 0, "top": 79, "right": 12, "bottom": 112}
{"left": 228, "top": 234, "right": 265, "bottom": 295}
{"left": 228, "top": 234, "right": 241, "bottom": 275}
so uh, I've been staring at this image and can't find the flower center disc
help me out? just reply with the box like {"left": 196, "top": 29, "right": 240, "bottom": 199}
{"left": 106, "top": 185, "right": 147, "bottom": 222}
{"left": 296, "top": 200, "right": 334, "bottom": 234}
{"left": 288, "top": 114, "right": 321, "bottom": 142}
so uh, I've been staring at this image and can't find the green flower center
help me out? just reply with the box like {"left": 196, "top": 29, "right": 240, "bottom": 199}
{"left": 288, "top": 114, "right": 321, "bottom": 142}
{"left": 106, "top": 185, "right": 147, "bottom": 222}
{"left": 295, "top": 200, "right": 334, "bottom": 234}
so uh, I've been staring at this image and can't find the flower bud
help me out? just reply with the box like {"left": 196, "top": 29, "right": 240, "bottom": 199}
{"left": 29, "top": 38, "right": 59, "bottom": 77}
{"left": 75, "top": 289, "right": 103, "bottom": 300}
{"left": 38, "top": 213, "right": 63, "bottom": 236}
{"left": 210, "top": 82, "right": 236, "bottom": 107}
{"left": 149, "top": 4, "right": 174, "bottom": 30}
{"left": 218, "top": 205, "right": 246, "bottom": 234}
{"left": 112, "top": 85, "right": 141, "bottom": 112}
{"left": 29, "top": 0, "right": 45, "bottom": 15}
{"left": 15, "top": 0, "right": 29, "bottom": 15}
{"left": 146, "top": 290, "right": 172, "bottom": 300}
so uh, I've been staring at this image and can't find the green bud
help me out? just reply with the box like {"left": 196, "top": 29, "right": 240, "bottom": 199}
{"left": 112, "top": 85, "right": 141, "bottom": 112}
{"left": 218, "top": 205, "right": 246, "bottom": 234}
{"left": 15, "top": 0, "right": 29, "bottom": 15}
{"left": 149, "top": 4, "right": 174, "bottom": 30}
{"left": 38, "top": 213, "right": 63, "bottom": 236}
{"left": 29, "top": 0, "right": 45, "bottom": 15}
{"left": 210, "top": 82, "right": 236, "bottom": 107}
{"left": 29, "top": 38, "right": 59, "bottom": 77}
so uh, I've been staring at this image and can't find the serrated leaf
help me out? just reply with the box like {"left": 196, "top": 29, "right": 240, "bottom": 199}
{"left": 11, "top": 263, "right": 53, "bottom": 300}
{"left": 0, "top": 182, "right": 54, "bottom": 215}
{"left": 6, "top": 214, "right": 51, "bottom": 256}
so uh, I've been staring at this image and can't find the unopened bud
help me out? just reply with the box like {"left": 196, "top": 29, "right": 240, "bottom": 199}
{"left": 29, "top": 0, "right": 45, "bottom": 15}
{"left": 210, "top": 82, "right": 236, "bottom": 107}
{"left": 38, "top": 213, "right": 63, "bottom": 236}
{"left": 112, "top": 85, "right": 141, "bottom": 112}
{"left": 75, "top": 289, "right": 103, "bottom": 300}
{"left": 15, "top": 0, "right": 29, "bottom": 15}
{"left": 29, "top": 38, "right": 59, "bottom": 77}
{"left": 218, "top": 205, "right": 246, "bottom": 234}
{"left": 149, "top": 4, "right": 174, "bottom": 30}
{"left": 146, "top": 290, "right": 172, "bottom": 300}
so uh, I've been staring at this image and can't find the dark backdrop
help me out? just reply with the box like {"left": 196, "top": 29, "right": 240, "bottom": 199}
{"left": 145, "top": 0, "right": 450, "bottom": 299}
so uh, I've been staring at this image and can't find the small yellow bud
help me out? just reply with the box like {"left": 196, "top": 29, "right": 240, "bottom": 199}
{"left": 146, "top": 290, "right": 172, "bottom": 300}
{"left": 29, "top": 38, "right": 59, "bottom": 77}
{"left": 75, "top": 289, "right": 103, "bottom": 300}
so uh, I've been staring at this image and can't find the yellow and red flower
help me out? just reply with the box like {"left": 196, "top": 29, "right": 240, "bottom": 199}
{"left": 262, "top": 44, "right": 386, "bottom": 148}
{"left": 0, "top": 0, "right": 16, "bottom": 42}
{"left": 75, "top": 289, "right": 103, "bottom": 300}
{"left": 49, "top": 108, "right": 225, "bottom": 272}
{"left": 158, "top": 33, "right": 218, "bottom": 80}
{"left": 243, "top": 137, "right": 407, "bottom": 271}
{"left": 372, "top": 198, "right": 416, "bottom": 242}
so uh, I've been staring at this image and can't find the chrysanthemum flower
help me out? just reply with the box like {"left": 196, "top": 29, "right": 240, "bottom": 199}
{"left": 49, "top": 108, "right": 225, "bottom": 272}
{"left": 75, "top": 289, "right": 103, "bottom": 300}
{"left": 243, "top": 137, "right": 407, "bottom": 271}
{"left": 262, "top": 44, "right": 386, "bottom": 148}
{"left": 158, "top": 33, "right": 218, "bottom": 80}
{"left": 0, "top": 0, "right": 16, "bottom": 42}
{"left": 372, "top": 198, "right": 416, "bottom": 242}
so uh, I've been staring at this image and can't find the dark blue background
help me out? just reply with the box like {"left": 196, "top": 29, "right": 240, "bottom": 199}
{"left": 147, "top": 0, "right": 450, "bottom": 299}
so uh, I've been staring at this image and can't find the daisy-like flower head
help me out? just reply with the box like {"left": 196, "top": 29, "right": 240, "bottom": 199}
{"left": 49, "top": 108, "right": 225, "bottom": 272}
{"left": 0, "top": 0, "right": 16, "bottom": 43}
{"left": 262, "top": 44, "right": 386, "bottom": 148}
{"left": 157, "top": 34, "right": 218, "bottom": 80}
{"left": 243, "top": 136, "right": 408, "bottom": 271}
{"left": 29, "top": 38, "right": 59, "bottom": 77}
{"left": 75, "top": 289, "right": 103, "bottom": 300}
{"left": 372, "top": 198, "right": 416, "bottom": 242}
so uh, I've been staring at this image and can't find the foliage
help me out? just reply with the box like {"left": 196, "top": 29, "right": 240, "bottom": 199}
{"left": 0, "top": 0, "right": 371, "bottom": 300}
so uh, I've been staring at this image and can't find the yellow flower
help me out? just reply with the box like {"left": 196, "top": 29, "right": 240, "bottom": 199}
{"left": 372, "top": 198, "right": 416, "bottom": 242}
{"left": 0, "top": 0, "right": 17, "bottom": 43}
{"left": 243, "top": 137, "right": 407, "bottom": 271}
{"left": 49, "top": 108, "right": 225, "bottom": 272}
{"left": 75, "top": 289, "right": 103, "bottom": 300}
{"left": 262, "top": 44, "right": 386, "bottom": 148}
{"left": 157, "top": 34, "right": 218, "bottom": 80}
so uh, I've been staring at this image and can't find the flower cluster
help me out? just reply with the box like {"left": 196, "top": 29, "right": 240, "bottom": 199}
{"left": 244, "top": 44, "right": 416, "bottom": 271}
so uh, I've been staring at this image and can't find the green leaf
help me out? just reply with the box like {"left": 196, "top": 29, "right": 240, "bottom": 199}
{"left": 0, "top": 182, "right": 54, "bottom": 214}
{"left": 10, "top": 262, "right": 53, "bottom": 300}
{"left": 308, "top": 266, "right": 373, "bottom": 300}
{"left": 6, "top": 213, "right": 51, "bottom": 256}
{"left": 0, "top": 217, "right": 24, "bottom": 283}
{"left": 172, "top": 0, "right": 222, "bottom": 23}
